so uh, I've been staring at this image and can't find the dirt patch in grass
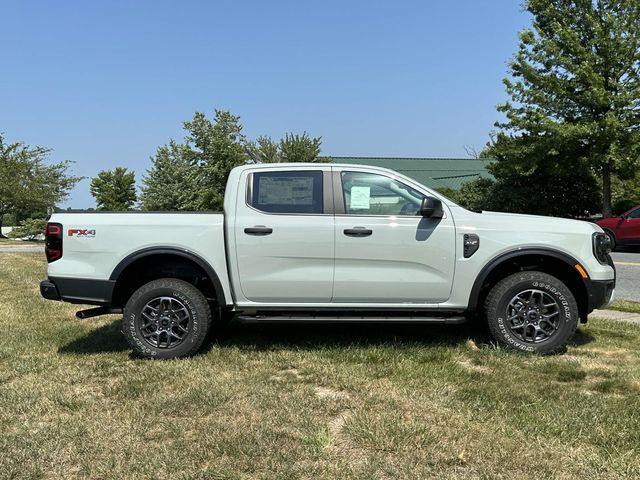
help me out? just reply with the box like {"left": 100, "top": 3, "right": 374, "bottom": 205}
{"left": 314, "top": 386, "right": 352, "bottom": 400}
{"left": 2, "top": 253, "right": 640, "bottom": 479}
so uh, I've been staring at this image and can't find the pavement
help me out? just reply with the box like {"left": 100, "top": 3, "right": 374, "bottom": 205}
{"left": 590, "top": 308, "right": 640, "bottom": 324}
{"left": 610, "top": 250, "right": 640, "bottom": 302}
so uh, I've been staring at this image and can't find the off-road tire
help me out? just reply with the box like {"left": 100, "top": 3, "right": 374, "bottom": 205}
{"left": 122, "top": 278, "right": 212, "bottom": 359}
{"left": 484, "top": 271, "right": 578, "bottom": 354}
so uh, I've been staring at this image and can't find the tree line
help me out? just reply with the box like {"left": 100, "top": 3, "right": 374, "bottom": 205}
{"left": 444, "top": 0, "right": 640, "bottom": 218}
{"left": 0, "top": 110, "right": 327, "bottom": 237}
{"left": 1, "top": 0, "right": 639, "bottom": 237}
{"left": 88, "top": 110, "right": 327, "bottom": 212}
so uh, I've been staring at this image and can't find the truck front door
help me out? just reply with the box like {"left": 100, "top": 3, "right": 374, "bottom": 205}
{"left": 332, "top": 168, "right": 455, "bottom": 304}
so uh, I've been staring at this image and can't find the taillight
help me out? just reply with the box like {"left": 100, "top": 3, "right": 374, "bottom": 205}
{"left": 45, "top": 222, "right": 63, "bottom": 263}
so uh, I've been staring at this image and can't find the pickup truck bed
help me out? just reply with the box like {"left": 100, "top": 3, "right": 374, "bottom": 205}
{"left": 43, "top": 212, "right": 231, "bottom": 306}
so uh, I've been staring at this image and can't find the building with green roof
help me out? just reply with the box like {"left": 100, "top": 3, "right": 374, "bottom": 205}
{"left": 330, "top": 157, "right": 493, "bottom": 191}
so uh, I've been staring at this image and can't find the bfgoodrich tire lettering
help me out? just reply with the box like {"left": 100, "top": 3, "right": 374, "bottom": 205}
{"left": 484, "top": 271, "right": 578, "bottom": 354}
{"left": 122, "top": 278, "right": 212, "bottom": 359}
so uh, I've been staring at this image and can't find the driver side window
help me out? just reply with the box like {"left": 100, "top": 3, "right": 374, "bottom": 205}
{"left": 629, "top": 208, "right": 640, "bottom": 219}
{"left": 341, "top": 171, "right": 425, "bottom": 216}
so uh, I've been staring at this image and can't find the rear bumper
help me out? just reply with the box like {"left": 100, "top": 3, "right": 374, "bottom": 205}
{"left": 40, "top": 280, "right": 61, "bottom": 301}
{"left": 40, "top": 277, "right": 115, "bottom": 305}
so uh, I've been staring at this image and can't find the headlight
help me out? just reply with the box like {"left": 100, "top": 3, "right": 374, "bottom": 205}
{"left": 592, "top": 232, "right": 612, "bottom": 265}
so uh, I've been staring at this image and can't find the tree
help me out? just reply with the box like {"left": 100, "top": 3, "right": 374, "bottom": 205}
{"left": 279, "top": 132, "right": 327, "bottom": 163}
{"left": 8, "top": 218, "right": 47, "bottom": 240}
{"left": 245, "top": 132, "right": 328, "bottom": 164}
{"left": 612, "top": 175, "right": 640, "bottom": 214}
{"left": 183, "top": 109, "right": 248, "bottom": 210}
{"left": 0, "top": 134, "right": 81, "bottom": 237}
{"left": 246, "top": 136, "right": 280, "bottom": 163}
{"left": 488, "top": 0, "right": 640, "bottom": 217}
{"left": 141, "top": 109, "right": 247, "bottom": 211}
{"left": 140, "top": 141, "right": 197, "bottom": 211}
{"left": 487, "top": 159, "right": 601, "bottom": 217}
{"left": 90, "top": 167, "right": 137, "bottom": 211}
{"left": 142, "top": 109, "right": 328, "bottom": 211}
{"left": 437, "top": 177, "right": 497, "bottom": 212}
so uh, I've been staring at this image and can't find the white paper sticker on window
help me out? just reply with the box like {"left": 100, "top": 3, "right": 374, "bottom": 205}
{"left": 350, "top": 186, "right": 370, "bottom": 210}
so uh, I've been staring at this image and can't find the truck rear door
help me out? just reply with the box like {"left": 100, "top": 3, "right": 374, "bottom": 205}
{"left": 233, "top": 165, "right": 334, "bottom": 303}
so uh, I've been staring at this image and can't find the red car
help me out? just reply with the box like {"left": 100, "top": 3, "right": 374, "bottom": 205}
{"left": 596, "top": 205, "right": 640, "bottom": 250}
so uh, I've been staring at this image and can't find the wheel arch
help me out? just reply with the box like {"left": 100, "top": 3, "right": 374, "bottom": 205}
{"left": 468, "top": 248, "right": 591, "bottom": 321}
{"left": 109, "top": 247, "right": 227, "bottom": 308}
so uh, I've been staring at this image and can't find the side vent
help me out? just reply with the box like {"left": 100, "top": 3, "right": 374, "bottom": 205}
{"left": 463, "top": 234, "right": 479, "bottom": 258}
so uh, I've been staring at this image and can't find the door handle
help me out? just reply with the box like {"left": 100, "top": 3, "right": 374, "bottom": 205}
{"left": 344, "top": 227, "right": 372, "bottom": 237}
{"left": 244, "top": 226, "right": 273, "bottom": 236}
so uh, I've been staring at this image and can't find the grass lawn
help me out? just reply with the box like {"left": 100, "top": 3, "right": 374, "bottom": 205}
{"left": 2, "top": 253, "right": 640, "bottom": 479}
{"left": 0, "top": 238, "right": 42, "bottom": 246}
{"left": 610, "top": 299, "right": 640, "bottom": 314}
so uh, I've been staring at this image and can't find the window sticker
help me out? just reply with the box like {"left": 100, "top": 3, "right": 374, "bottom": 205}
{"left": 258, "top": 177, "right": 314, "bottom": 205}
{"left": 350, "top": 186, "right": 370, "bottom": 210}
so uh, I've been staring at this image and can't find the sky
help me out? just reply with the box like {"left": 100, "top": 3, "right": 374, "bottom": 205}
{"left": 0, "top": 0, "right": 530, "bottom": 208}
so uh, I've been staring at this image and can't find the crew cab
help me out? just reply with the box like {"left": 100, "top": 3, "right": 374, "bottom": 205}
{"left": 40, "top": 163, "right": 616, "bottom": 358}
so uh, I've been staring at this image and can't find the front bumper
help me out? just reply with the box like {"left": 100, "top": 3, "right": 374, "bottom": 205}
{"left": 587, "top": 279, "right": 615, "bottom": 311}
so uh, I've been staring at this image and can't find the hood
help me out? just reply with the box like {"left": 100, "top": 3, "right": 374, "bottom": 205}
{"left": 449, "top": 206, "right": 603, "bottom": 236}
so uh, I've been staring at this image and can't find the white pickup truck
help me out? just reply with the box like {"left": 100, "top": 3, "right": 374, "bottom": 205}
{"left": 40, "top": 163, "right": 615, "bottom": 358}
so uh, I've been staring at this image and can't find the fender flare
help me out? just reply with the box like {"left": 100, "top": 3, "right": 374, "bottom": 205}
{"left": 109, "top": 246, "right": 227, "bottom": 305}
{"left": 467, "top": 247, "right": 587, "bottom": 311}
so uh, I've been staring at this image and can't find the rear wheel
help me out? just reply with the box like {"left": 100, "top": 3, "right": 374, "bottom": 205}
{"left": 484, "top": 271, "right": 578, "bottom": 354}
{"left": 122, "top": 278, "right": 212, "bottom": 359}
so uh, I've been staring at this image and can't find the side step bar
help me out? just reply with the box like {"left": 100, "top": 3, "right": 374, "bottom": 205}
{"left": 236, "top": 314, "right": 467, "bottom": 325}
{"left": 76, "top": 306, "right": 123, "bottom": 319}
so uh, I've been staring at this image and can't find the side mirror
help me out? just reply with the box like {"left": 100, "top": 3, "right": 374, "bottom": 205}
{"left": 420, "top": 196, "right": 444, "bottom": 218}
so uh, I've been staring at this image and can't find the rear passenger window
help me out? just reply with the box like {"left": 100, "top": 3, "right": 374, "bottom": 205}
{"left": 250, "top": 171, "right": 323, "bottom": 214}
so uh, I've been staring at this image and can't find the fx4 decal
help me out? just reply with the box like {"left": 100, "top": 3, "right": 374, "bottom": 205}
{"left": 68, "top": 229, "right": 96, "bottom": 237}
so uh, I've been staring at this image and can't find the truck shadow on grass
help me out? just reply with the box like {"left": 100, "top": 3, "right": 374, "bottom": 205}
{"left": 58, "top": 317, "right": 596, "bottom": 356}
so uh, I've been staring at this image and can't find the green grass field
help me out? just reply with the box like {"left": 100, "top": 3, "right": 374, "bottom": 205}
{"left": 610, "top": 299, "right": 640, "bottom": 314}
{"left": 0, "top": 238, "right": 42, "bottom": 245}
{"left": 2, "top": 253, "right": 640, "bottom": 479}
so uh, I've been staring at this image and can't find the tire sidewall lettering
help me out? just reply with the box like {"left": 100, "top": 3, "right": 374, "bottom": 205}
{"left": 531, "top": 281, "right": 572, "bottom": 322}
{"left": 171, "top": 290, "right": 199, "bottom": 343}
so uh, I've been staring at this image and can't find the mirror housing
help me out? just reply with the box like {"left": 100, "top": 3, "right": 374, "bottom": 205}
{"left": 420, "top": 196, "right": 444, "bottom": 218}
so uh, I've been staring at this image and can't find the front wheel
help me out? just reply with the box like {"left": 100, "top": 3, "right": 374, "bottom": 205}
{"left": 484, "top": 271, "right": 578, "bottom": 354}
{"left": 122, "top": 278, "right": 212, "bottom": 359}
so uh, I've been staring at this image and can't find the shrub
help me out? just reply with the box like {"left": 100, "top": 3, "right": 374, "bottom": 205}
{"left": 8, "top": 218, "right": 47, "bottom": 240}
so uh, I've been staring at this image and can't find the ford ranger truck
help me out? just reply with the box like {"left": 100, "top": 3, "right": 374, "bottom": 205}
{"left": 40, "top": 163, "right": 616, "bottom": 359}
